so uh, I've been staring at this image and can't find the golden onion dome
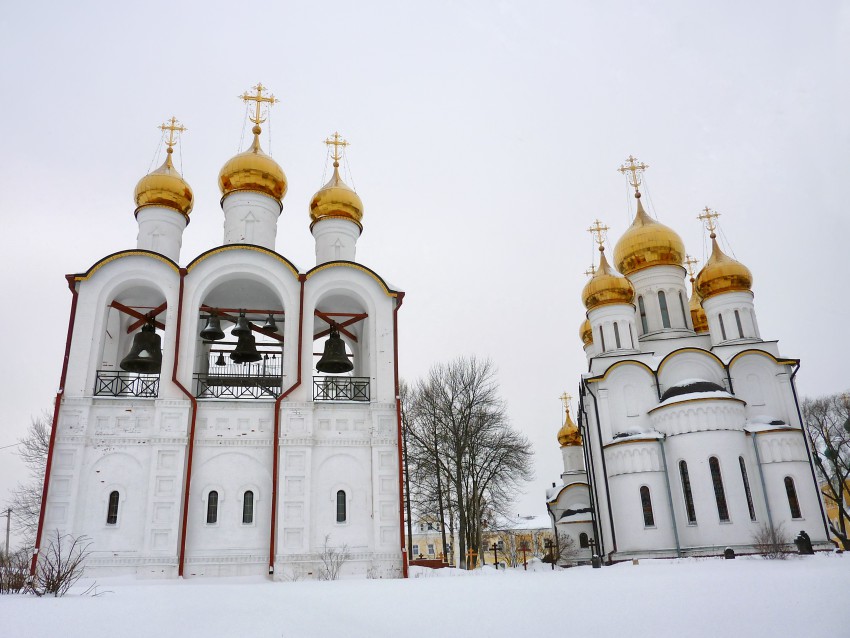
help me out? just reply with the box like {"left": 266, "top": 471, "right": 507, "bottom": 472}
{"left": 688, "top": 276, "right": 709, "bottom": 333}
{"left": 582, "top": 247, "right": 635, "bottom": 311}
{"left": 218, "top": 126, "right": 287, "bottom": 203}
{"left": 695, "top": 234, "right": 753, "bottom": 301}
{"left": 134, "top": 147, "right": 193, "bottom": 217}
{"left": 309, "top": 161, "right": 364, "bottom": 227}
{"left": 580, "top": 318, "right": 593, "bottom": 346}
{"left": 557, "top": 405, "right": 582, "bottom": 447}
{"left": 613, "top": 194, "right": 685, "bottom": 275}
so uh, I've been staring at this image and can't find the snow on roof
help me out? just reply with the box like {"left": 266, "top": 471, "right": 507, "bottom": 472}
{"left": 546, "top": 484, "right": 564, "bottom": 500}
{"left": 491, "top": 514, "right": 552, "bottom": 531}
{"left": 651, "top": 390, "right": 741, "bottom": 411}
{"left": 611, "top": 429, "right": 665, "bottom": 442}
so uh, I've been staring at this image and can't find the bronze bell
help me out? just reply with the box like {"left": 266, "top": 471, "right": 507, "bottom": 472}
{"left": 262, "top": 314, "right": 279, "bottom": 332}
{"left": 214, "top": 352, "right": 226, "bottom": 366}
{"left": 120, "top": 322, "right": 163, "bottom": 374}
{"left": 316, "top": 327, "right": 353, "bottom": 374}
{"left": 200, "top": 314, "right": 225, "bottom": 341}
{"left": 231, "top": 333, "right": 262, "bottom": 363}
{"left": 232, "top": 312, "right": 251, "bottom": 337}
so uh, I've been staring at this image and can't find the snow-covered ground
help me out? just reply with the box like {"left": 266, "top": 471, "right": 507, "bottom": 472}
{"left": 4, "top": 554, "right": 849, "bottom": 638}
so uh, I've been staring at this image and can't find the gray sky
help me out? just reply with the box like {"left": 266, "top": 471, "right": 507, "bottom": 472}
{"left": 1, "top": 1, "right": 848, "bottom": 546}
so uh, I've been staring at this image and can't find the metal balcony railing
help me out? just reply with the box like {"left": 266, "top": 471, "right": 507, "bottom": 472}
{"left": 94, "top": 370, "right": 160, "bottom": 398}
{"left": 313, "top": 376, "right": 370, "bottom": 402}
{"left": 194, "top": 372, "right": 282, "bottom": 399}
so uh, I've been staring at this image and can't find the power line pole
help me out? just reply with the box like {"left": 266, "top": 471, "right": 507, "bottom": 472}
{"left": 3, "top": 507, "right": 10, "bottom": 558}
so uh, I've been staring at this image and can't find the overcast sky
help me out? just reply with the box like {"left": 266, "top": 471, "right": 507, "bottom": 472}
{"left": 1, "top": 1, "right": 848, "bottom": 546}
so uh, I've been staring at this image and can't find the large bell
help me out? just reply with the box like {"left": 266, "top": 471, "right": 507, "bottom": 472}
{"left": 200, "top": 314, "right": 225, "bottom": 341}
{"left": 262, "top": 314, "right": 279, "bottom": 332}
{"left": 316, "top": 328, "right": 353, "bottom": 374}
{"left": 120, "top": 323, "right": 163, "bottom": 374}
{"left": 231, "top": 333, "right": 262, "bottom": 364}
{"left": 232, "top": 312, "right": 252, "bottom": 337}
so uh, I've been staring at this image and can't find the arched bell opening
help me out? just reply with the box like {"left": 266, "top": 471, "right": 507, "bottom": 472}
{"left": 94, "top": 284, "right": 167, "bottom": 398}
{"left": 312, "top": 293, "right": 369, "bottom": 402}
{"left": 194, "top": 278, "right": 285, "bottom": 400}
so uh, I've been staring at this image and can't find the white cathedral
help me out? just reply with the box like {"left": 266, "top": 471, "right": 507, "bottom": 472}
{"left": 547, "top": 157, "right": 831, "bottom": 561}
{"left": 35, "top": 85, "right": 406, "bottom": 579}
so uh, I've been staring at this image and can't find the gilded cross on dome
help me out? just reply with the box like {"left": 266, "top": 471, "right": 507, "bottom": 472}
{"left": 158, "top": 117, "right": 186, "bottom": 151}
{"left": 618, "top": 155, "right": 649, "bottom": 193}
{"left": 324, "top": 131, "right": 350, "bottom": 164}
{"left": 587, "top": 219, "right": 610, "bottom": 249}
{"left": 559, "top": 392, "right": 572, "bottom": 413}
{"left": 684, "top": 255, "right": 699, "bottom": 279}
{"left": 697, "top": 206, "right": 720, "bottom": 236}
{"left": 240, "top": 82, "right": 279, "bottom": 126}
{"left": 584, "top": 264, "right": 597, "bottom": 277}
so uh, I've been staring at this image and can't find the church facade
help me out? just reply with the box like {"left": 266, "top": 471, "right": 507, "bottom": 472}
{"left": 547, "top": 157, "right": 831, "bottom": 561}
{"left": 35, "top": 86, "right": 407, "bottom": 579}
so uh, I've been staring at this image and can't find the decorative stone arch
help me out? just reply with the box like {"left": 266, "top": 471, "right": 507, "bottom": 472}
{"left": 656, "top": 348, "right": 726, "bottom": 393}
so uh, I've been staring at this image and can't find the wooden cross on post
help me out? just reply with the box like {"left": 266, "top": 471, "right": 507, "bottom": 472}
{"left": 518, "top": 541, "right": 530, "bottom": 571}
{"left": 466, "top": 547, "right": 477, "bottom": 570}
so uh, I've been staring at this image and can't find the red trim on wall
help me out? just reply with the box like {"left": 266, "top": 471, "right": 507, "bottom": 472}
{"left": 392, "top": 292, "right": 408, "bottom": 578}
{"left": 31, "top": 275, "right": 80, "bottom": 574}
{"left": 268, "top": 274, "right": 306, "bottom": 573}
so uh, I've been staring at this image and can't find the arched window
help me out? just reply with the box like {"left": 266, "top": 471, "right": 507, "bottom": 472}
{"left": 599, "top": 326, "right": 606, "bottom": 352}
{"left": 106, "top": 491, "right": 120, "bottom": 525}
{"left": 734, "top": 310, "right": 744, "bottom": 338}
{"left": 614, "top": 323, "right": 622, "bottom": 349}
{"left": 709, "top": 457, "right": 730, "bottom": 522}
{"left": 658, "top": 291, "right": 671, "bottom": 328}
{"left": 640, "top": 486, "right": 655, "bottom": 527}
{"left": 638, "top": 296, "right": 648, "bottom": 334}
{"left": 739, "top": 457, "right": 756, "bottom": 521}
{"left": 718, "top": 314, "right": 727, "bottom": 340}
{"left": 579, "top": 532, "right": 589, "bottom": 548}
{"left": 629, "top": 325, "right": 635, "bottom": 348}
{"left": 336, "top": 490, "right": 347, "bottom": 523}
{"left": 679, "top": 292, "right": 688, "bottom": 328}
{"left": 784, "top": 477, "right": 802, "bottom": 519}
{"left": 242, "top": 491, "right": 254, "bottom": 524}
{"left": 206, "top": 490, "right": 219, "bottom": 524}
{"left": 679, "top": 461, "right": 697, "bottom": 524}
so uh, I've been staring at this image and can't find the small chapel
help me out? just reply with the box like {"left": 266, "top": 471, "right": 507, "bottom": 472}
{"left": 35, "top": 84, "right": 407, "bottom": 579}
{"left": 547, "top": 157, "right": 831, "bottom": 561}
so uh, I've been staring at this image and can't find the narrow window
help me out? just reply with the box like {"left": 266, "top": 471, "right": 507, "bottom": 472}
{"left": 734, "top": 310, "right": 744, "bottom": 338}
{"left": 496, "top": 540, "right": 505, "bottom": 551}
{"left": 242, "top": 490, "right": 254, "bottom": 524}
{"left": 719, "top": 314, "right": 727, "bottom": 340}
{"left": 784, "top": 477, "right": 802, "bottom": 519}
{"left": 640, "top": 486, "right": 655, "bottom": 527}
{"left": 629, "top": 324, "right": 635, "bottom": 348}
{"left": 739, "top": 457, "right": 756, "bottom": 521}
{"left": 638, "top": 296, "right": 648, "bottom": 333}
{"left": 599, "top": 326, "right": 606, "bottom": 352}
{"left": 679, "top": 292, "right": 688, "bottom": 328}
{"left": 336, "top": 490, "right": 347, "bottom": 523}
{"left": 106, "top": 491, "right": 119, "bottom": 525}
{"left": 579, "top": 532, "right": 589, "bottom": 548}
{"left": 614, "top": 323, "right": 622, "bottom": 349}
{"left": 709, "top": 457, "right": 730, "bottom": 522}
{"left": 679, "top": 461, "right": 697, "bottom": 524}
{"left": 412, "top": 544, "right": 420, "bottom": 556}
{"left": 428, "top": 543, "right": 435, "bottom": 555}
{"left": 206, "top": 490, "right": 219, "bottom": 524}
{"left": 658, "top": 291, "right": 671, "bottom": 328}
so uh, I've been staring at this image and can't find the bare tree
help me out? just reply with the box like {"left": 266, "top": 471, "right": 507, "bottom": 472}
{"left": 0, "top": 548, "right": 31, "bottom": 594}
{"left": 404, "top": 357, "right": 534, "bottom": 569}
{"left": 7, "top": 411, "right": 52, "bottom": 547}
{"left": 751, "top": 522, "right": 792, "bottom": 559}
{"left": 316, "top": 535, "right": 350, "bottom": 581}
{"left": 29, "top": 531, "right": 92, "bottom": 596}
{"left": 802, "top": 391, "right": 850, "bottom": 549}
{"left": 553, "top": 532, "right": 579, "bottom": 566}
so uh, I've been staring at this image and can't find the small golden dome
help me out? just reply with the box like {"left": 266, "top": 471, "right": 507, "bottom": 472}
{"left": 695, "top": 235, "right": 753, "bottom": 301}
{"left": 557, "top": 405, "right": 581, "bottom": 447}
{"left": 309, "top": 162, "right": 364, "bottom": 227}
{"left": 688, "top": 278, "right": 709, "bottom": 333}
{"left": 134, "top": 148, "right": 193, "bottom": 217}
{"left": 582, "top": 248, "right": 635, "bottom": 310}
{"left": 218, "top": 126, "right": 287, "bottom": 202}
{"left": 580, "top": 318, "right": 593, "bottom": 346}
{"left": 613, "top": 195, "right": 685, "bottom": 275}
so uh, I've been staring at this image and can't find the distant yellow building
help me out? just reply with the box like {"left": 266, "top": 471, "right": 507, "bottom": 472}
{"left": 821, "top": 479, "right": 850, "bottom": 543}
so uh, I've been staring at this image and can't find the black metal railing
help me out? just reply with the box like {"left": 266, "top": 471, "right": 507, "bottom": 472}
{"left": 313, "top": 376, "right": 370, "bottom": 402}
{"left": 94, "top": 370, "right": 160, "bottom": 398}
{"left": 194, "top": 371, "right": 282, "bottom": 399}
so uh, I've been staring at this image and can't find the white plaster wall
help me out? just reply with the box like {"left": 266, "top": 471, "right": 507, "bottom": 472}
{"left": 650, "top": 399, "right": 746, "bottom": 437}
{"left": 221, "top": 191, "right": 282, "bottom": 251}
{"left": 311, "top": 218, "right": 361, "bottom": 265}
{"left": 587, "top": 303, "right": 638, "bottom": 354}
{"left": 608, "top": 466, "right": 676, "bottom": 554}
{"left": 656, "top": 350, "right": 727, "bottom": 395}
{"left": 702, "top": 290, "right": 760, "bottom": 345}
{"left": 593, "top": 365, "right": 656, "bottom": 441}
{"left": 136, "top": 207, "right": 187, "bottom": 262}
{"left": 628, "top": 265, "right": 690, "bottom": 336}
